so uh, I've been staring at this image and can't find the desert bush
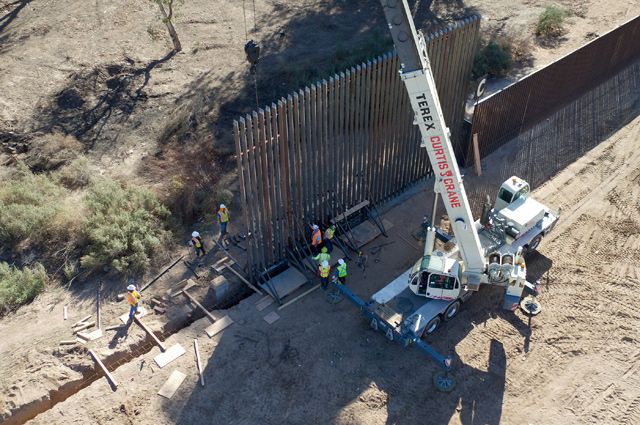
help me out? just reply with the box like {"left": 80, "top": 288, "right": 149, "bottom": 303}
{"left": 473, "top": 38, "right": 513, "bottom": 78}
{"left": 80, "top": 178, "right": 170, "bottom": 274}
{"left": 56, "top": 155, "right": 94, "bottom": 189}
{"left": 0, "top": 262, "right": 47, "bottom": 311}
{"left": 25, "top": 132, "right": 83, "bottom": 172}
{"left": 536, "top": 6, "right": 569, "bottom": 38}
{"left": 0, "top": 165, "right": 67, "bottom": 245}
{"left": 215, "top": 189, "right": 234, "bottom": 209}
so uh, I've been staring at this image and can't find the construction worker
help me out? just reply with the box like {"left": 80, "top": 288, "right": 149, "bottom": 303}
{"left": 336, "top": 259, "right": 347, "bottom": 285}
{"left": 126, "top": 284, "right": 141, "bottom": 320}
{"left": 319, "top": 260, "right": 331, "bottom": 290}
{"left": 217, "top": 204, "right": 230, "bottom": 245}
{"left": 190, "top": 231, "right": 206, "bottom": 257}
{"left": 324, "top": 224, "right": 336, "bottom": 253}
{"left": 311, "top": 224, "right": 322, "bottom": 255}
{"left": 313, "top": 246, "right": 331, "bottom": 265}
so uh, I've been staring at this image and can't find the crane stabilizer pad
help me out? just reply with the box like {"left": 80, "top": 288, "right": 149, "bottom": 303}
{"left": 520, "top": 295, "right": 542, "bottom": 316}
{"left": 433, "top": 371, "right": 456, "bottom": 392}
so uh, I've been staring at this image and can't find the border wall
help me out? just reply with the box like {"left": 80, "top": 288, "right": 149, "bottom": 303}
{"left": 234, "top": 17, "right": 481, "bottom": 274}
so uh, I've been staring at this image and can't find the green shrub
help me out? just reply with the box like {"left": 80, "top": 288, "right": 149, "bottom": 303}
{"left": 0, "top": 166, "right": 67, "bottom": 245}
{"left": 473, "top": 39, "right": 513, "bottom": 78}
{"left": 0, "top": 262, "right": 47, "bottom": 311}
{"left": 26, "top": 132, "right": 83, "bottom": 172}
{"left": 56, "top": 155, "right": 93, "bottom": 189}
{"left": 536, "top": 6, "right": 569, "bottom": 38}
{"left": 81, "top": 179, "right": 170, "bottom": 274}
{"left": 215, "top": 189, "right": 234, "bottom": 209}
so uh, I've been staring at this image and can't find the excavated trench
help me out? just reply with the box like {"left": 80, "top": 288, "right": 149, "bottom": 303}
{"left": 5, "top": 285, "right": 251, "bottom": 425}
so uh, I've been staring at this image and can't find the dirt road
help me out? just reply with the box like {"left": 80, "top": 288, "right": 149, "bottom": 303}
{"left": 21, "top": 115, "right": 640, "bottom": 424}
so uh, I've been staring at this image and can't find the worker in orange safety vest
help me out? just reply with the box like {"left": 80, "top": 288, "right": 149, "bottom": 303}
{"left": 311, "top": 224, "right": 322, "bottom": 255}
{"left": 319, "top": 260, "right": 331, "bottom": 290}
{"left": 126, "top": 284, "right": 142, "bottom": 320}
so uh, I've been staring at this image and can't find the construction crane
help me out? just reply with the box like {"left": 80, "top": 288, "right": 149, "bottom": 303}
{"left": 330, "top": 0, "right": 559, "bottom": 391}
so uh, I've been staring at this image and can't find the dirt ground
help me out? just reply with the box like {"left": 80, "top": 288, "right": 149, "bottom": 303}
{"left": 1, "top": 0, "right": 639, "bottom": 424}
{"left": 19, "top": 114, "right": 640, "bottom": 425}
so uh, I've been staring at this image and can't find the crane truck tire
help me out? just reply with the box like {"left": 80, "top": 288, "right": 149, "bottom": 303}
{"left": 525, "top": 234, "right": 543, "bottom": 254}
{"left": 424, "top": 316, "right": 441, "bottom": 335}
{"left": 444, "top": 301, "right": 461, "bottom": 321}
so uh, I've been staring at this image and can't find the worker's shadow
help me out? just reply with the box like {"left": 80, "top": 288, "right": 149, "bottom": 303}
{"left": 107, "top": 320, "right": 134, "bottom": 349}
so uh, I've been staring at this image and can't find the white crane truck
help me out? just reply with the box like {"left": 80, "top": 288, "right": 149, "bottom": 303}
{"left": 331, "top": 0, "right": 558, "bottom": 390}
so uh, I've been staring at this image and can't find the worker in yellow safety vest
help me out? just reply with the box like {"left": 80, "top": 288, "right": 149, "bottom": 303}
{"left": 126, "top": 284, "right": 142, "bottom": 320}
{"left": 336, "top": 259, "right": 347, "bottom": 285}
{"left": 324, "top": 225, "right": 336, "bottom": 253}
{"left": 313, "top": 246, "right": 331, "bottom": 265}
{"left": 190, "top": 231, "right": 206, "bottom": 257}
{"left": 319, "top": 260, "right": 331, "bottom": 290}
{"left": 217, "top": 204, "right": 230, "bottom": 245}
{"left": 311, "top": 224, "right": 322, "bottom": 255}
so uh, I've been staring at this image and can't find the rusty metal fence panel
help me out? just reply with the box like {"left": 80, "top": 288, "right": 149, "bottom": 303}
{"left": 469, "top": 15, "right": 640, "bottom": 163}
{"left": 234, "top": 17, "right": 480, "bottom": 274}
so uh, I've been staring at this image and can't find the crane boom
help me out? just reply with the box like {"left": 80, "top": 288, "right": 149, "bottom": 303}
{"left": 378, "top": 1, "right": 485, "bottom": 279}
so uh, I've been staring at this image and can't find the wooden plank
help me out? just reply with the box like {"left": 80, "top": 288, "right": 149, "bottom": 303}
{"left": 258, "top": 266, "right": 308, "bottom": 299}
{"left": 154, "top": 343, "right": 186, "bottom": 368}
{"left": 194, "top": 339, "right": 204, "bottom": 386}
{"left": 472, "top": 133, "right": 482, "bottom": 176}
{"left": 89, "top": 349, "right": 118, "bottom": 389}
{"left": 154, "top": 306, "right": 166, "bottom": 314}
{"left": 255, "top": 296, "right": 274, "bottom": 311}
{"left": 80, "top": 328, "right": 103, "bottom": 341}
{"left": 73, "top": 321, "right": 95, "bottom": 334}
{"left": 63, "top": 306, "right": 68, "bottom": 321}
{"left": 263, "top": 311, "right": 280, "bottom": 324}
{"left": 277, "top": 284, "right": 321, "bottom": 310}
{"left": 182, "top": 290, "right": 219, "bottom": 323}
{"left": 139, "top": 255, "right": 184, "bottom": 292}
{"left": 157, "top": 370, "right": 186, "bottom": 399}
{"left": 134, "top": 316, "right": 166, "bottom": 352}
{"left": 225, "top": 263, "right": 264, "bottom": 295}
{"left": 204, "top": 315, "right": 234, "bottom": 338}
{"left": 72, "top": 315, "right": 92, "bottom": 327}
{"left": 59, "top": 340, "right": 77, "bottom": 345}
{"left": 171, "top": 279, "right": 197, "bottom": 297}
{"left": 330, "top": 200, "right": 370, "bottom": 223}
{"left": 105, "top": 324, "right": 124, "bottom": 332}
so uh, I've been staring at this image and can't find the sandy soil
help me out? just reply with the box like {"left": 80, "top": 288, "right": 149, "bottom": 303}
{"left": 20, "top": 114, "right": 640, "bottom": 425}
{"left": 1, "top": 0, "right": 638, "bottom": 424}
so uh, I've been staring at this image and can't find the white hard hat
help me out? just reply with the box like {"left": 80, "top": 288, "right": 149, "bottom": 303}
{"left": 322, "top": 261, "right": 329, "bottom": 267}
{"left": 338, "top": 259, "right": 345, "bottom": 265}
{"left": 192, "top": 231, "right": 199, "bottom": 237}
{"left": 312, "top": 224, "right": 319, "bottom": 230}
{"left": 127, "top": 284, "right": 136, "bottom": 291}
{"left": 220, "top": 204, "right": 226, "bottom": 209}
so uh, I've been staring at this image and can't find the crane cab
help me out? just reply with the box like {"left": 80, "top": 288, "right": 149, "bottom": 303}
{"left": 494, "top": 176, "right": 530, "bottom": 211}
{"left": 409, "top": 252, "right": 462, "bottom": 301}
